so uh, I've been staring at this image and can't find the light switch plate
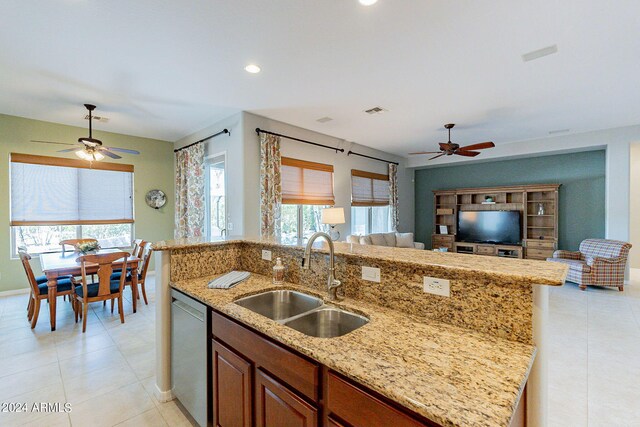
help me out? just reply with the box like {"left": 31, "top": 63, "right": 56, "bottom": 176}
{"left": 423, "top": 277, "right": 450, "bottom": 297}
{"left": 261, "top": 250, "right": 272, "bottom": 261}
{"left": 361, "top": 266, "right": 381, "bottom": 283}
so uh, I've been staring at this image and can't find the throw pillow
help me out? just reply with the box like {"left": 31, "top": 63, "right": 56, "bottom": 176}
{"left": 346, "top": 235, "right": 360, "bottom": 244}
{"left": 383, "top": 232, "right": 397, "bottom": 247}
{"left": 369, "top": 233, "right": 388, "bottom": 246}
{"left": 395, "top": 232, "right": 415, "bottom": 248}
{"left": 359, "top": 235, "right": 373, "bottom": 245}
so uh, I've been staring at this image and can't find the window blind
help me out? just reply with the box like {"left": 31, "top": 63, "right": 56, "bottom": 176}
{"left": 351, "top": 169, "right": 390, "bottom": 206}
{"left": 10, "top": 153, "right": 134, "bottom": 225}
{"left": 281, "top": 157, "right": 335, "bottom": 205}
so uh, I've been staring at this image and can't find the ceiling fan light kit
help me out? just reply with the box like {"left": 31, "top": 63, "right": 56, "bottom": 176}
{"left": 408, "top": 123, "right": 495, "bottom": 160}
{"left": 31, "top": 104, "right": 141, "bottom": 162}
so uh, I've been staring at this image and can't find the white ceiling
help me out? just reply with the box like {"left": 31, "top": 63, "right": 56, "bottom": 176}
{"left": 1, "top": 0, "right": 639, "bottom": 157}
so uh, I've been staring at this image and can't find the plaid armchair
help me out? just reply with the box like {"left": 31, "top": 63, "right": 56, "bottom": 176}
{"left": 547, "top": 239, "right": 632, "bottom": 291}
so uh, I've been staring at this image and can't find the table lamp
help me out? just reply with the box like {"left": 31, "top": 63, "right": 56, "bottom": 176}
{"left": 321, "top": 207, "right": 345, "bottom": 241}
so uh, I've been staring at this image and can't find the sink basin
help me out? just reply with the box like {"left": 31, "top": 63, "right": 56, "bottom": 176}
{"left": 235, "top": 290, "right": 323, "bottom": 321}
{"left": 283, "top": 307, "right": 369, "bottom": 338}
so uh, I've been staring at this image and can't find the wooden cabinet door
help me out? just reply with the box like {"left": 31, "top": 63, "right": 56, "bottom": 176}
{"left": 255, "top": 369, "right": 318, "bottom": 427}
{"left": 212, "top": 340, "right": 252, "bottom": 427}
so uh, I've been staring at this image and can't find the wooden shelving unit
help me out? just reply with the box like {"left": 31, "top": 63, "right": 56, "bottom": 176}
{"left": 432, "top": 184, "right": 560, "bottom": 260}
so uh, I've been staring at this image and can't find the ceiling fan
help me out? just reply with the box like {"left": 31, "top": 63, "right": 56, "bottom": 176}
{"left": 31, "top": 104, "right": 140, "bottom": 161}
{"left": 409, "top": 123, "right": 495, "bottom": 160}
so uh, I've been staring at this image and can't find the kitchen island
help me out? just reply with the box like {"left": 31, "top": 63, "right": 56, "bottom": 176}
{"left": 152, "top": 236, "right": 567, "bottom": 427}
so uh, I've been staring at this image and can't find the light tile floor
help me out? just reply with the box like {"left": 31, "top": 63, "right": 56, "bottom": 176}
{"left": 548, "top": 278, "right": 640, "bottom": 427}
{"left": 2, "top": 276, "right": 639, "bottom": 426}
{"left": 0, "top": 277, "right": 195, "bottom": 427}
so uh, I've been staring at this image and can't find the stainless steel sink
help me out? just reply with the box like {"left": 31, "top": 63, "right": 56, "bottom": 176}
{"left": 235, "top": 290, "right": 323, "bottom": 321}
{"left": 283, "top": 307, "right": 369, "bottom": 338}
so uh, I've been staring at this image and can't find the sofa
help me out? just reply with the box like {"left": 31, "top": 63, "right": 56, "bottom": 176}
{"left": 546, "top": 238, "right": 632, "bottom": 291}
{"left": 346, "top": 232, "right": 425, "bottom": 250}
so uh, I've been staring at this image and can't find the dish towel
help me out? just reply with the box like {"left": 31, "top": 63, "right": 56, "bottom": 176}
{"left": 208, "top": 271, "right": 251, "bottom": 289}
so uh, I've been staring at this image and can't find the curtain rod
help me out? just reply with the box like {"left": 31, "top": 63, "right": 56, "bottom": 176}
{"left": 255, "top": 128, "right": 345, "bottom": 153}
{"left": 347, "top": 150, "right": 399, "bottom": 165}
{"left": 174, "top": 128, "right": 230, "bottom": 153}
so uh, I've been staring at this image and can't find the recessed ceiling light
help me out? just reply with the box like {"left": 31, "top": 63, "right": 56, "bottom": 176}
{"left": 359, "top": 0, "right": 378, "bottom": 5}
{"left": 244, "top": 64, "right": 261, "bottom": 74}
{"left": 522, "top": 45, "right": 558, "bottom": 62}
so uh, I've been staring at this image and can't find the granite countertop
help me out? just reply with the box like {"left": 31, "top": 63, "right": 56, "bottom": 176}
{"left": 171, "top": 272, "right": 536, "bottom": 427}
{"left": 154, "top": 235, "right": 568, "bottom": 286}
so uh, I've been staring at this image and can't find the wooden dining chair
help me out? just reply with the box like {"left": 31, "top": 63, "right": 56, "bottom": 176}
{"left": 60, "top": 238, "right": 98, "bottom": 253}
{"left": 19, "top": 250, "right": 75, "bottom": 329}
{"left": 110, "top": 244, "right": 153, "bottom": 311}
{"left": 73, "top": 251, "right": 129, "bottom": 333}
{"left": 132, "top": 239, "right": 147, "bottom": 259}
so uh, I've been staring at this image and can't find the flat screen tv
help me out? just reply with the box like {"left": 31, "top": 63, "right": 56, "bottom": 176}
{"left": 457, "top": 211, "right": 521, "bottom": 245}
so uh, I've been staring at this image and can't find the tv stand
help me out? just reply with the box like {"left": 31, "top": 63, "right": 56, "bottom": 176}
{"left": 432, "top": 184, "right": 560, "bottom": 260}
{"left": 453, "top": 242, "right": 523, "bottom": 259}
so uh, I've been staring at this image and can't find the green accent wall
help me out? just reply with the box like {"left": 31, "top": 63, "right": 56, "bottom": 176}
{"left": 0, "top": 114, "right": 175, "bottom": 292}
{"left": 414, "top": 150, "right": 606, "bottom": 251}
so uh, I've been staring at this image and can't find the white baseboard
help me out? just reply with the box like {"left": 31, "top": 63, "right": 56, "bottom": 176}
{"left": 0, "top": 288, "right": 30, "bottom": 297}
{"left": 154, "top": 384, "right": 175, "bottom": 403}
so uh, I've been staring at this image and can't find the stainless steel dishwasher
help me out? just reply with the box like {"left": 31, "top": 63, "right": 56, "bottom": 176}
{"left": 171, "top": 289, "right": 207, "bottom": 427}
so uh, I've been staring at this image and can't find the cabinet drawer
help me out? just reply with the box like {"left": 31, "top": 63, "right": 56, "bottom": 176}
{"left": 326, "top": 372, "right": 433, "bottom": 427}
{"left": 526, "top": 240, "right": 555, "bottom": 249}
{"left": 525, "top": 248, "right": 554, "bottom": 259}
{"left": 211, "top": 311, "right": 320, "bottom": 402}
{"left": 476, "top": 245, "right": 496, "bottom": 255}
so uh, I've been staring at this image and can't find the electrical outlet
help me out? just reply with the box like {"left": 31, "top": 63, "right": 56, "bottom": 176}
{"left": 361, "top": 266, "right": 381, "bottom": 283}
{"left": 227, "top": 222, "right": 233, "bottom": 231}
{"left": 261, "top": 250, "right": 272, "bottom": 261}
{"left": 423, "top": 277, "right": 450, "bottom": 297}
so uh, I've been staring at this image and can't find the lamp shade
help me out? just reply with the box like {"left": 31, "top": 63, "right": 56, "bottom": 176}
{"left": 321, "top": 207, "right": 345, "bottom": 225}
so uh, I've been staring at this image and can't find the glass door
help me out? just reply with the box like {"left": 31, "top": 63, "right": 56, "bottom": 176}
{"left": 206, "top": 155, "right": 226, "bottom": 238}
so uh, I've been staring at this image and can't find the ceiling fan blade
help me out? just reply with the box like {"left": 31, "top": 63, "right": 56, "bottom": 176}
{"left": 31, "top": 140, "right": 77, "bottom": 146}
{"left": 458, "top": 141, "right": 495, "bottom": 151}
{"left": 408, "top": 151, "right": 442, "bottom": 155}
{"left": 428, "top": 153, "right": 445, "bottom": 161}
{"left": 105, "top": 147, "right": 140, "bottom": 155}
{"left": 58, "top": 148, "right": 82, "bottom": 153}
{"left": 454, "top": 150, "right": 481, "bottom": 157}
{"left": 99, "top": 149, "right": 122, "bottom": 159}
{"left": 439, "top": 142, "right": 452, "bottom": 150}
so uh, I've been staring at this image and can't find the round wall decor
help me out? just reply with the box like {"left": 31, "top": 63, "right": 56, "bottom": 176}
{"left": 145, "top": 189, "right": 167, "bottom": 209}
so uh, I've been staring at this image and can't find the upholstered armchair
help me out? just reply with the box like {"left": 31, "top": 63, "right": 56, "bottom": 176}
{"left": 547, "top": 239, "right": 632, "bottom": 291}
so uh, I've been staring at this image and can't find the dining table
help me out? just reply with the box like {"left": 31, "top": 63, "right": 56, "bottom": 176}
{"left": 40, "top": 248, "right": 140, "bottom": 331}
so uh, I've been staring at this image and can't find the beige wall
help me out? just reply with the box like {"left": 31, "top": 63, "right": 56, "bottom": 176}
{"left": 0, "top": 114, "right": 175, "bottom": 292}
{"left": 243, "top": 112, "right": 415, "bottom": 238}
{"left": 630, "top": 143, "right": 640, "bottom": 268}
{"left": 176, "top": 112, "right": 415, "bottom": 239}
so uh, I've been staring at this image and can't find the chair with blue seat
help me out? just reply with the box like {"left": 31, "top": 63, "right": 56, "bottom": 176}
{"left": 19, "top": 250, "right": 75, "bottom": 329}
{"left": 73, "top": 251, "right": 130, "bottom": 333}
{"left": 110, "top": 244, "right": 153, "bottom": 310}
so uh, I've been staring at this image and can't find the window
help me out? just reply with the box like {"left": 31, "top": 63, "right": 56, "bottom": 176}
{"left": 280, "top": 158, "right": 334, "bottom": 241}
{"left": 351, "top": 206, "right": 391, "bottom": 235}
{"left": 205, "top": 155, "right": 226, "bottom": 238}
{"left": 9, "top": 153, "right": 134, "bottom": 255}
{"left": 12, "top": 224, "right": 133, "bottom": 255}
{"left": 350, "top": 169, "right": 392, "bottom": 234}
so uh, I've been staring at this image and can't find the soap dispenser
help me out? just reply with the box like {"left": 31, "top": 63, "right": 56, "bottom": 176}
{"left": 272, "top": 257, "right": 285, "bottom": 285}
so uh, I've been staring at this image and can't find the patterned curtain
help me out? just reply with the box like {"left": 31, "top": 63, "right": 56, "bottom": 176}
{"left": 389, "top": 163, "right": 399, "bottom": 231}
{"left": 175, "top": 143, "right": 205, "bottom": 238}
{"left": 260, "top": 133, "right": 282, "bottom": 238}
